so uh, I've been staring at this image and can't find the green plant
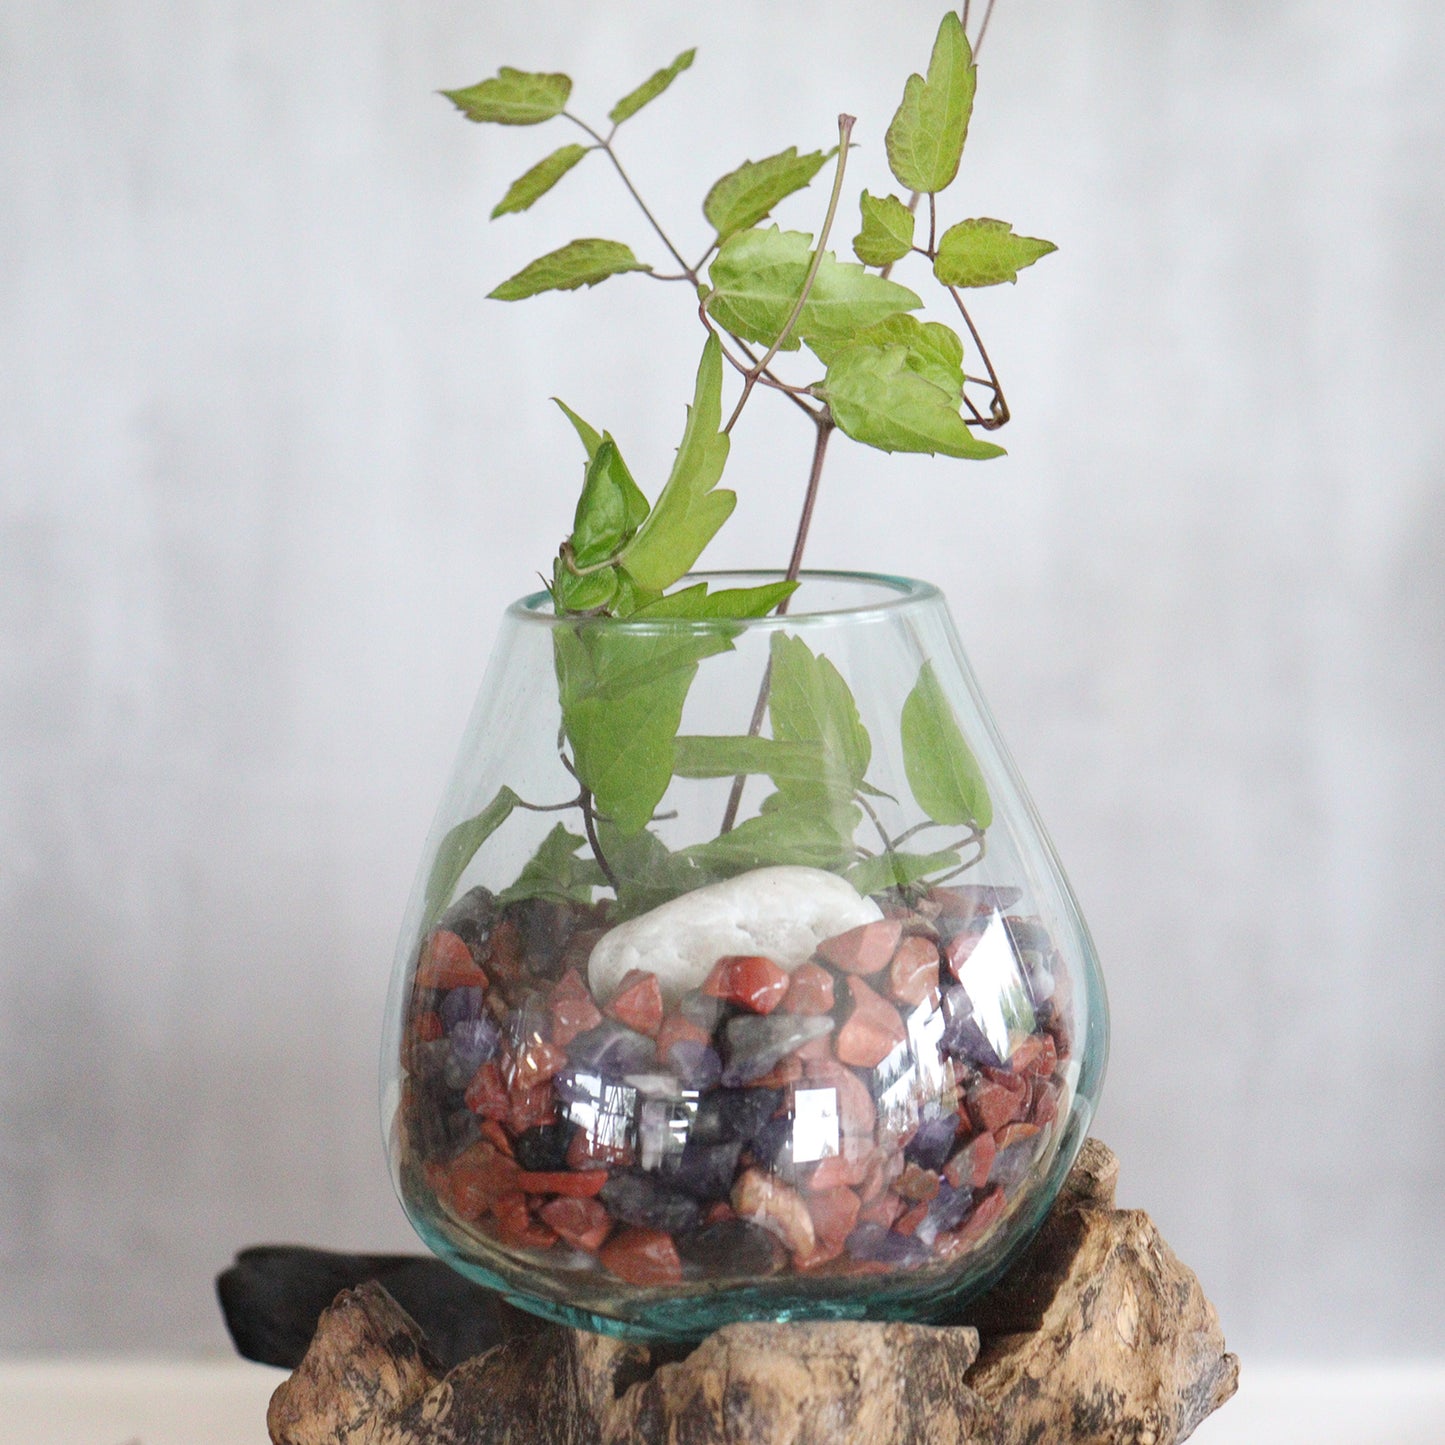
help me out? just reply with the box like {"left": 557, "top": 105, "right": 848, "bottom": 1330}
{"left": 426, "top": 7, "right": 1054, "bottom": 922}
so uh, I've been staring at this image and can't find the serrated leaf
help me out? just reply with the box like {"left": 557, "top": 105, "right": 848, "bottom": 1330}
{"left": 847, "top": 847, "right": 964, "bottom": 897}
{"left": 885, "top": 13, "right": 975, "bottom": 194}
{"left": 632, "top": 579, "right": 796, "bottom": 620}
{"left": 610, "top": 571, "right": 662, "bottom": 618}
{"left": 443, "top": 68, "right": 572, "bottom": 126}
{"left": 900, "top": 661, "right": 992, "bottom": 828}
{"left": 673, "top": 735, "right": 831, "bottom": 786}
{"left": 853, "top": 191, "right": 916, "bottom": 267}
{"left": 704, "top": 147, "right": 832, "bottom": 241}
{"left": 609, "top": 47, "right": 695, "bottom": 126}
{"left": 497, "top": 823, "right": 606, "bottom": 906}
{"left": 933, "top": 218, "right": 1058, "bottom": 288}
{"left": 553, "top": 397, "right": 604, "bottom": 460}
{"left": 552, "top": 562, "right": 618, "bottom": 615}
{"left": 554, "top": 624, "right": 737, "bottom": 833}
{"left": 705, "top": 226, "right": 920, "bottom": 351}
{"left": 489, "top": 239, "right": 651, "bottom": 300}
{"left": 677, "top": 805, "right": 857, "bottom": 876}
{"left": 491, "top": 143, "right": 590, "bottom": 219}
{"left": 617, "top": 334, "right": 734, "bottom": 592}
{"left": 809, "top": 314, "right": 964, "bottom": 396}
{"left": 568, "top": 437, "right": 649, "bottom": 568}
{"left": 768, "top": 633, "right": 871, "bottom": 789}
{"left": 423, "top": 786, "right": 519, "bottom": 925}
{"left": 821, "top": 344, "right": 1004, "bottom": 460}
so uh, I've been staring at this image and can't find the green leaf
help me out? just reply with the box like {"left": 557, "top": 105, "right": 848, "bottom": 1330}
{"left": 552, "top": 397, "right": 604, "bottom": 460}
{"left": 885, "top": 13, "right": 975, "bottom": 194}
{"left": 673, "top": 735, "right": 831, "bottom": 786}
{"left": 617, "top": 334, "right": 734, "bottom": 592}
{"left": 932, "top": 218, "right": 1058, "bottom": 288}
{"left": 491, "top": 143, "right": 590, "bottom": 218}
{"left": 704, "top": 147, "right": 832, "bottom": 241}
{"left": 568, "top": 438, "right": 650, "bottom": 568}
{"left": 678, "top": 805, "right": 857, "bottom": 876}
{"left": 496, "top": 823, "right": 606, "bottom": 906}
{"left": 853, "top": 191, "right": 916, "bottom": 267}
{"left": 551, "top": 561, "right": 618, "bottom": 615}
{"left": 809, "top": 314, "right": 964, "bottom": 395}
{"left": 609, "top": 47, "right": 696, "bottom": 125}
{"left": 489, "top": 239, "right": 651, "bottom": 300}
{"left": 554, "top": 623, "right": 737, "bottom": 833}
{"left": 594, "top": 822, "right": 709, "bottom": 918}
{"left": 820, "top": 344, "right": 1004, "bottom": 460}
{"left": 632, "top": 579, "right": 796, "bottom": 619}
{"left": 705, "top": 227, "right": 921, "bottom": 351}
{"left": 847, "top": 847, "right": 963, "bottom": 897}
{"left": 768, "top": 633, "right": 871, "bottom": 790}
{"left": 610, "top": 570, "right": 662, "bottom": 618}
{"left": 443, "top": 68, "right": 572, "bottom": 126}
{"left": 422, "top": 786, "right": 520, "bottom": 925}
{"left": 900, "top": 661, "right": 992, "bottom": 828}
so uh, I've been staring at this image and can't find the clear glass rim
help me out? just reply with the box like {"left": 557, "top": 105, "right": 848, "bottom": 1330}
{"left": 508, "top": 569, "right": 943, "bottom": 630}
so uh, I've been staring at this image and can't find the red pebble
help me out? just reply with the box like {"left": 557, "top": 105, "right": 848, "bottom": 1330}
{"left": 479, "top": 1119, "right": 515, "bottom": 1157}
{"left": 835, "top": 976, "right": 908, "bottom": 1069}
{"left": 414, "top": 929, "right": 489, "bottom": 990}
{"left": 782, "top": 962, "right": 836, "bottom": 1015}
{"left": 806, "top": 1186, "right": 861, "bottom": 1249}
{"left": 943, "top": 929, "right": 983, "bottom": 979}
{"left": 807, "top": 1145, "right": 872, "bottom": 1192}
{"left": 599, "top": 1227, "right": 682, "bottom": 1287}
{"left": 704, "top": 1201, "right": 736, "bottom": 1225}
{"left": 815, "top": 918, "right": 903, "bottom": 976}
{"left": 506, "top": 1082, "right": 558, "bottom": 1134}
{"left": 967, "top": 1073, "right": 1028, "bottom": 1133}
{"left": 480, "top": 918, "right": 524, "bottom": 992}
{"left": 794, "top": 1031, "right": 834, "bottom": 1064}
{"left": 539, "top": 1196, "right": 612, "bottom": 1253}
{"left": 656, "top": 1011, "right": 710, "bottom": 1062}
{"left": 413, "top": 1011, "right": 445, "bottom": 1044}
{"left": 490, "top": 1192, "right": 558, "bottom": 1250}
{"left": 746, "top": 1054, "right": 804, "bottom": 1090}
{"left": 567, "top": 1128, "right": 634, "bottom": 1171}
{"left": 703, "top": 955, "right": 790, "bottom": 1014}
{"left": 604, "top": 968, "right": 665, "bottom": 1037}
{"left": 444, "top": 1144, "right": 519, "bottom": 1219}
{"left": 994, "top": 1121, "right": 1041, "bottom": 1151}
{"left": 944, "top": 1132, "right": 996, "bottom": 1191}
{"left": 936, "top": 1184, "right": 1007, "bottom": 1258}
{"left": 896, "top": 1164, "right": 941, "bottom": 1204}
{"left": 804, "top": 1059, "right": 876, "bottom": 1138}
{"left": 464, "top": 1061, "right": 510, "bottom": 1119}
{"left": 858, "top": 1191, "right": 902, "bottom": 1229}
{"left": 887, "top": 935, "right": 941, "bottom": 1008}
{"left": 549, "top": 968, "right": 602, "bottom": 1048}
{"left": 511, "top": 1039, "right": 568, "bottom": 1092}
{"left": 1007, "top": 1034, "right": 1048, "bottom": 1076}
{"left": 516, "top": 1169, "right": 609, "bottom": 1198}
{"left": 895, "top": 1200, "right": 931, "bottom": 1237}
{"left": 1031, "top": 1079, "right": 1062, "bottom": 1127}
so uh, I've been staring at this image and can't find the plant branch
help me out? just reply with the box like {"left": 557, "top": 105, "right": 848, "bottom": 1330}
{"left": 564, "top": 112, "right": 695, "bottom": 280}
{"left": 975, "top": 0, "right": 999, "bottom": 56}
{"left": 513, "top": 792, "right": 588, "bottom": 814}
{"left": 946, "top": 286, "right": 1010, "bottom": 427}
{"left": 855, "top": 791, "right": 895, "bottom": 854}
{"left": 928, "top": 191, "right": 938, "bottom": 256}
{"left": 577, "top": 786, "right": 620, "bottom": 892}
{"left": 723, "top": 113, "right": 856, "bottom": 434}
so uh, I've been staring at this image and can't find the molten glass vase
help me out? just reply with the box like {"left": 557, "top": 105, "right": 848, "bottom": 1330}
{"left": 382, "top": 572, "right": 1108, "bottom": 1340}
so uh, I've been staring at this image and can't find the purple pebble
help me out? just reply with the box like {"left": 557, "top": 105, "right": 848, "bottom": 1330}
{"left": 665, "top": 1039, "right": 722, "bottom": 1091}
{"left": 918, "top": 1182, "right": 974, "bottom": 1243}
{"left": 845, "top": 1223, "right": 932, "bottom": 1268}
{"left": 440, "top": 986, "right": 486, "bottom": 1031}
{"left": 568, "top": 1021, "right": 657, "bottom": 1076}
{"left": 446, "top": 1016, "right": 500, "bottom": 1087}
{"left": 905, "top": 1114, "right": 960, "bottom": 1174}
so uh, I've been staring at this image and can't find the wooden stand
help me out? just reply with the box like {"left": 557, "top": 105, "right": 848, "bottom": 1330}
{"left": 261, "top": 1141, "right": 1237, "bottom": 1444}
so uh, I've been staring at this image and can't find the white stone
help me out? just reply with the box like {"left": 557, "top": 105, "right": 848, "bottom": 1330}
{"left": 587, "top": 865, "right": 883, "bottom": 1006}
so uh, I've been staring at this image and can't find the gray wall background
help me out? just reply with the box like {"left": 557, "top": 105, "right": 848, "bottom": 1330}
{"left": 3, "top": 0, "right": 1442, "bottom": 1357}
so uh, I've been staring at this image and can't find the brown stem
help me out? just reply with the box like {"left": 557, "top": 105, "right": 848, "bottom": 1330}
{"left": 577, "top": 786, "right": 620, "bottom": 892}
{"left": 947, "top": 286, "right": 1010, "bottom": 427}
{"left": 717, "top": 417, "right": 835, "bottom": 833}
{"left": 975, "top": 0, "right": 999, "bottom": 56}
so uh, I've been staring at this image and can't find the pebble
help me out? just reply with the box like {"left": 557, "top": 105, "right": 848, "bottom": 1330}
{"left": 566, "top": 1021, "right": 658, "bottom": 1077}
{"left": 587, "top": 867, "right": 882, "bottom": 1005}
{"left": 721, "top": 1013, "right": 832, "bottom": 1086}
{"left": 676, "top": 1219, "right": 787, "bottom": 1278}
{"left": 445, "top": 1017, "right": 501, "bottom": 1089}
{"left": 815, "top": 918, "right": 903, "bottom": 976}
{"left": 904, "top": 1113, "right": 960, "bottom": 1174}
{"left": 440, "top": 986, "right": 487, "bottom": 1032}
{"left": 548, "top": 969, "right": 602, "bottom": 1048}
{"left": 436, "top": 885, "right": 497, "bottom": 953}
{"left": 513, "top": 1121, "right": 577, "bottom": 1173}
{"left": 538, "top": 1196, "right": 611, "bottom": 1253}
{"left": 604, "top": 969, "right": 664, "bottom": 1038}
{"left": 689, "top": 1087, "right": 783, "bottom": 1146}
{"left": 844, "top": 1222, "right": 930, "bottom": 1268}
{"left": 944, "top": 1132, "right": 997, "bottom": 1192}
{"left": 658, "top": 1139, "right": 744, "bottom": 1201}
{"left": 665, "top": 1039, "right": 722, "bottom": 1090}
{"left": 887, "top": 936, "right": 941, "bottom": 1008}
{"left": 599, "top": 1172, "right": 702, "bottom": 1234}
{"left": 780, "top": 962, "right": 835, "bottom": 1015}
{"left": 731, "top": 1168, "right": 816, "bottom": 1259}
{"left": 835, "top": 977, "right": 907, "bottom": 1069}
{"left": 599, "top": 1226, "right": 682, "bottom": 1287}
{"left": 702, "top": 954, "right": 790, "bottom": 1015}
{"left": 677, "top": 988, "right": 729, "bottom": 1033}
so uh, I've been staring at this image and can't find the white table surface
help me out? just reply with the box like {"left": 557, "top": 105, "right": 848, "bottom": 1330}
{"left": 2, "top": 1359, "right": 1443, "bottom": 1444}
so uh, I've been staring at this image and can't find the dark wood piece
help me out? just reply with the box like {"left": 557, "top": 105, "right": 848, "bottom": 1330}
{"left": 257, "top": 1141, "right": 1239, "bottom": 1445}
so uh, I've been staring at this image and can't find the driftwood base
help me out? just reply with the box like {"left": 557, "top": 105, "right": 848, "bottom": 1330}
{"left": 263, "top": 1141, "right": 1237, "bottom": 1445}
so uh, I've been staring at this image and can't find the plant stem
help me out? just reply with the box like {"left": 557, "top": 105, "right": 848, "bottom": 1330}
{"left": 577, "top": 786, "right": 621, "bottom": 892}
{"left": 946, "top": 286, "right": 1010, "bottom": 427}
{"left": 564, "top": 114, "right": 695, "bottom": 280}
{"left": 724, "top": 113, "right": 856, "bottom": 434}
{"left": 975, "top": 0, "right": 999, "bottom": 55}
